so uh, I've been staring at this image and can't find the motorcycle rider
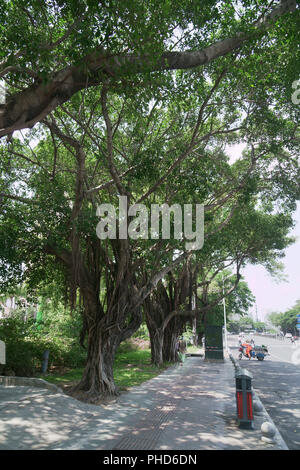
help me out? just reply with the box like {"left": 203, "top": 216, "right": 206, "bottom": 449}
{"left": 242, "top": 340, "right": 253, "bottom": 359}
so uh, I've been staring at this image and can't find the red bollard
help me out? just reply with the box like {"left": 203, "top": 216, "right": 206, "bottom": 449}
{"left": 235, "top": 368, "right": 254, "bottom": 429}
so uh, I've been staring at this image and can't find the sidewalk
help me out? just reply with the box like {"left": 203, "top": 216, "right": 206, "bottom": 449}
{"left": 0, "top": 354, "right": 288, "bottom": 450}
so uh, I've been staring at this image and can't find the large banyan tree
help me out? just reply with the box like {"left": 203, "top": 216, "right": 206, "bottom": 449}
{"left": 0, "top": 1, "right": 299, "bottom": 401}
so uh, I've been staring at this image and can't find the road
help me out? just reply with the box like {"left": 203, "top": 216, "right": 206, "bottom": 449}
{"left": 228, "top": 334, "right": 300, "bottom": 450}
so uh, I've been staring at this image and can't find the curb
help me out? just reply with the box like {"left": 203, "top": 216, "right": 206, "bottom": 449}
{"left": 0, "top": 375, "right": 62, "bottom": 393}
{"left": 228, "top": 352, "right": 289, "bottom": 450}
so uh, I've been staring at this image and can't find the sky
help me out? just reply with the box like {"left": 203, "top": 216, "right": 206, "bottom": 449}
{"left": 242, "top": 203, "right": 300, "bottom": 321}
{"left": 228, "top": 144, "right": 300, "bottom": 322}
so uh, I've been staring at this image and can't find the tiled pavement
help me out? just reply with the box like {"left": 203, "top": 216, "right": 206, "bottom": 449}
{"left": 0, "top": 354, "right": 288, "bottom": 450}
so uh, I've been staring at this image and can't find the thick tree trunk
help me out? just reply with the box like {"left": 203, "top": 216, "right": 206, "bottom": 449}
{"left": 145, "top": 272, "right": 192, "bottom": 365}
{"left": 148, "top": 325, "right": 164, "bottom": 366}
{"left": 163, "top": 328, "right": 179, "bottom": 363}
{"left": 71, "top": 280, "right": 143, "bottom": 403}
{"left": 72, "top": 319, "right": 121, "bottom": 402}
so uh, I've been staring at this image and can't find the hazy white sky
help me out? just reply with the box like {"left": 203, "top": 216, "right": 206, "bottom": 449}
{"left": 242, "top": 203, "right": 300, "bottom": 321}
{"left": 228, "top": 144, "right": 300, "bottom": 321}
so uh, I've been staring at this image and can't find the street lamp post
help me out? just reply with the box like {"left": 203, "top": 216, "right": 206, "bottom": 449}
{"left": 222, "top": 275, "right": 228, "bottom": 352}
{"left": 297, "top": 314, "right": 300, "bottom": 338}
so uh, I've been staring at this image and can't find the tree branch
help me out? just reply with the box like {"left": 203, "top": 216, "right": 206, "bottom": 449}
{"left": 0, "top": 0, "right": 295, "bottom": 138}
{"left": 100, "top": 87, "right": 130, "bottom": 198}
{"left": 0, "top": 192, "right": 38, "bottom": 205}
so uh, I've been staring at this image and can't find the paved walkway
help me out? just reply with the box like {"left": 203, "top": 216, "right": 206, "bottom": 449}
{"left": 0, "top": 354, "right": 288, "bottom": 450}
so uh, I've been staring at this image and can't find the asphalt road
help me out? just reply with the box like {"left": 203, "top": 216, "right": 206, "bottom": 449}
{"left": 228, "top": 334, "right": 300, "bottom": 450}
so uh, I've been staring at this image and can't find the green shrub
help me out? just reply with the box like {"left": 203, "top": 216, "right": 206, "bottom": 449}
{"left": 0, "top": 306, "right": 87, "bottom": 376}
{"left": 132, "top": 323, "right": 149, "bottom": 340}
{"left": 117, "top": 340, "right": 140, "bottom": 354}
{"left": 0, "top": 315, "right": 45, "bottom": 375}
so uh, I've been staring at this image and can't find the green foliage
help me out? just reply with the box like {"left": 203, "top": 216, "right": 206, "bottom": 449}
{"left": 267, "top": 311, "right": 284, "bottom": 328}
{"left": 228, "top": 315, "right": 253, "bottom": 333}
{"left": 268, "top": 300, "right": 300, "bottom": 334}
{"left": 132, "top": 323, "right": 149, "bottom": 340}
{"left": 0, "top": 314, "right": 44, "bottom": 376}
{"left": 0, "top": 302, "right": 86, "bottom": 376}
{"left": 228, "top": 315, "right": 267, "bottom": 333}
{"left": 253, "top": 321, "right": 266, "bottom": 332}
{"left": 227, "top": 320, "right": 241, "bottom": 334}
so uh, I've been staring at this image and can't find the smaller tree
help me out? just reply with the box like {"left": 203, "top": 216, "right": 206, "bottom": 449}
{"left": 253, "top": 321, "right": 266, "bottom": 332}
{"left": 270, "top": 300, "right": 300, "bottom": 335}
{"left": 267, "top": 311, "right": 284, "bottom": 329}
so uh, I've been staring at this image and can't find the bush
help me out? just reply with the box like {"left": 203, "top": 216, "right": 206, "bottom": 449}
{"left": 132, "top": 323, "right": 149, "bottom": 340}
{"left": 117, "top": 339, "right": 140, "bottom": 354}
{"left": 0, "top": 306, "right": 87, "bottom": 376}
{"left": 0, "top": 315, "right": 45, "bottom": 376}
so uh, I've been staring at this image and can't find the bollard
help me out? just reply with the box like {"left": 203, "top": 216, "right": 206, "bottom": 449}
{"left": 0, "top": 340, "right": 5, "bottom": 365}
{"left": 261, "top": 421, "right": 276, "bottom": 443}
{"left": 41, "top": 349, "right": 50, "bottom": 375}
{"left": 235, "top": 368, "right": 254, "bottom": 429}
{"left": 253, "top": 399, "right": 264, "bottom": 415}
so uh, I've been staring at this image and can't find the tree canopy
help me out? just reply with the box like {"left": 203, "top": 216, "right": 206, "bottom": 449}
{"left": 0, "top": 0, "right": 299, "bottom": 400}
{"left": 0, "top": 0, "right": 299, "bottom": 137}
{"left": 268, "top": 300, "right": 300, "bottom": 334}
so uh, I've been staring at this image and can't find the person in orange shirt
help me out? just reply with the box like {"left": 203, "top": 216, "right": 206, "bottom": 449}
{"left": 242, "top": 341, "right": 253, "bottom": 359}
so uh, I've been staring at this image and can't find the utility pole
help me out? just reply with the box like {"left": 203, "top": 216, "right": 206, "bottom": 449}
{"left": 222, "top": 274, "right": 228, "bottom": 352}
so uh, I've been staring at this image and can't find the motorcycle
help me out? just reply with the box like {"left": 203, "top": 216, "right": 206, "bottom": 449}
{"left": 253, "top": 345, "right": 269, "bottom": 360}
{"left": 238, "top": 344, "right": 269, "bottom": 361}
{"left": 238, "top": 345, "right": 253, "bottom": 360}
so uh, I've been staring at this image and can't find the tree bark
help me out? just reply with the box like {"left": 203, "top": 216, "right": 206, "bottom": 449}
{"left": 163, "top": 324, "right": 181, "bottom": 363}
{"left": 144, "top": 267, "right": 193, "bottom": 366}
{"left": 144, "top": 295, "right": 164, "bottom": 366}
{"left": 149, "top": 328, "right": 164, "bottom": 367}
{"left": 73, "top": 319, "right": 120, "bottom": 401}
{"left": 72, "top": 289, "right": 142, "bottom": 402}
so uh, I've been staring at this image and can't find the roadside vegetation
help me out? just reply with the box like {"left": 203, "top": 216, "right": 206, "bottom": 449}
{"left": 0, "top": 299, "right": 201, "bottom": 392}
{"left": 37, "top": 346, "right": 171, "bottom": 392}
{"left": 228, "top": 316, "right": 267, "bottom": 334}
{"left": 39, "top": 340, "right": 201, "bottom": 394}
{"left": 267, "top": 300, "right": 300, "bottom": 336}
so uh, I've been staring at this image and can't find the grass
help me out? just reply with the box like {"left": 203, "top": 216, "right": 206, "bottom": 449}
{"left": 186, "top": 344, "right": 202, "bottom": 354}
{"left": 39, "top": 368, "right": 84, "bottom": 385}
{"left": 114, "top": 348, "right": 170, "bottom": 389}
{"left": 38, "top": 347, "right": 171, "bottom": 390}
{"left": 38, "top": 342, "right": 203, "bottom": 391}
